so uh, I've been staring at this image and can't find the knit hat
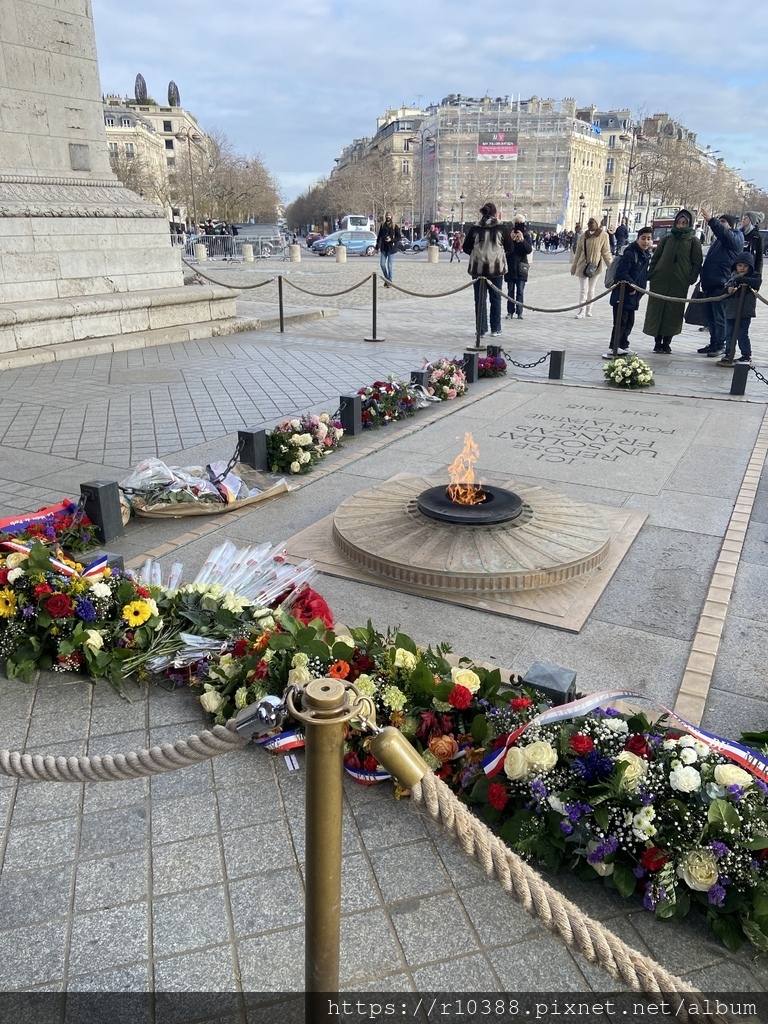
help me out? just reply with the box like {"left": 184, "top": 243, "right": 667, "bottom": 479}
{"left": 744, "top": 211, "right": 765, "bottom": 227}
{"left": 674, "top": 209, "right": 692, "bottom": 227}
{"left": 718, "top": 213, "right": 736, "bottom": 228}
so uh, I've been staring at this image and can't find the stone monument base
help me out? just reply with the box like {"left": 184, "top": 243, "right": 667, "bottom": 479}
{"left": 0, "top": 285, "right": 237, "bottom": 356}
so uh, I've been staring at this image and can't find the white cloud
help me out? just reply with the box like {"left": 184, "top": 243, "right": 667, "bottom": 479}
{"left": 91, "top": 0, "right": 768, "bottom": 193}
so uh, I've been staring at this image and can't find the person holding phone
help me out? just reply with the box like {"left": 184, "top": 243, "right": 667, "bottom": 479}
{"left": 375, "top": 212, "right": 401, "bottom": 288}
{"left": 504, "top": 214, "right": 533, "bottom": 319}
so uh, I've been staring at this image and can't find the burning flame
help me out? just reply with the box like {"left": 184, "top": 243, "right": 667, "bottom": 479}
{"left": 447, "top": 432, "right": 486, "bottom": 505}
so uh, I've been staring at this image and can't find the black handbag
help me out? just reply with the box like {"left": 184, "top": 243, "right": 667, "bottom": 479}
{"left": 517, "top": 259, "right": 530, "bottom": 280}
{"left": 584, "top": 262, "right": 597, "bottom": 278}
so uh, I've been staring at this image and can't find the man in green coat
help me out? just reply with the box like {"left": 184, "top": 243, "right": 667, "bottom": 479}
{"left": 642, "top": 210, "right": 703, "bottom": 353}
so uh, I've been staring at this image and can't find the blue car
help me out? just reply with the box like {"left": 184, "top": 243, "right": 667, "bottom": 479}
{"left": 311, "top": 230, "right": 377, "bottom": 256}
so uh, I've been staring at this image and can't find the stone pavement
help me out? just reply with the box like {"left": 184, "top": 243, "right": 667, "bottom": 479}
{"left": 1, "top": 255, "right": 768, "bottom": 1015}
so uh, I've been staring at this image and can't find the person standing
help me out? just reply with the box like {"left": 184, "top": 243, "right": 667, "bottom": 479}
{"left": 504, "top": 214, "right": 533, "bottom": 319}
{"left": 642, "top": 209, "right": 702, "bottom": 353}
{"left": 614, "top": 217, "right": 629, "bottom": 252}
{"left": 720, "top": 250, "right": 761, "bottom": 364}
{"left": 375, "top": 212, "right": 401, "bottom": 288}
{"left": 570, "top": 217, "right": 612, "bottom": 318}
{"left": 462, "top": 202, "right": 514, "bottom": 338}
{"left": 697, "top": 210, "right": 744, "bottom": 356}
{"left": 450, "top": 231, "right": 463, "bottom": 263}
{"left": 601, "top": 226, "right": 653, "bottom": 357}
{"left": 741, "top": 211, "right": 764, "bottom": 275}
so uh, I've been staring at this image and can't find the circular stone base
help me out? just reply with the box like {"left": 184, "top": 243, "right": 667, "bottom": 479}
{"left": 332, "top": 475, "right": 612, "bottom": 593}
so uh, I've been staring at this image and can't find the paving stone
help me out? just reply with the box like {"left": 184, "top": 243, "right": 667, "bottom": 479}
{"left": 3, "top": 817, "right": 79, "bottom": 871}
{"left": 79, "top": 804, "right": 149, "bottom": 858}
{"left": 412, "top": 953, "right": 501, "bottom": 990}
{"left": 153, "top": 947, "right": 240, "bottom": 1023}
{"left": 388, "top": 892, "right": 481, "bottom": 967}
{"left": 150, "top": 791, "right": 219, "bottom": 845}
{"left": 488, "top": 933, "right": 589, "bottom": 991}
{"left": 67, "top": 903, "right": 149, "bottom": 977}
{"left": 228, "top": 866, "right": 305, "bottom": 937}
{"left": 627, "top": 908, "right": 728, "bottom": 975}
{"left": 82, "top": 778, "right": 149, "bottom": 814}
{"left": 220, "top": 821, "right": 296, "bottom": 881}
{"left": 0, "top": 920, "right": 68, "bottom": 988}
{"left": 152, "top": 835, "right": 223, "bottom": 895}
{"left": 339, "top": 908, "right": 406, "bottom": 984}
{"left": 152, "top": 886, "right": 231, "bottom": 957}
{"left": 238, "top": 927, "right": 305, "bottom": 993}
{"left": 459, "top": 877, "right": 545, "bottom": 947}
{"left": 74, "top": 849, "right": 148, "bottom": 912}
{"left": 0, "top": 863, "right": 73, "bottom": 928}
{"left": 369, "top": 841, "right": 450, "bottom": 903}
{"left": 12, "top": 780, "right": 82, "bottom": 825}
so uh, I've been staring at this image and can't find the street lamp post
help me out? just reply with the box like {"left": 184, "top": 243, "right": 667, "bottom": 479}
{"left": 579, "top": 193, "right": 586, "bottom": 227}
{"left": 175, "top": 127, "right": 203, "bottom": 229}
{"left": 459, "top": 192, "right": 466, "bottom": 232}
{"left": 407, "top": 128, "right": 435, "bottom": 238}
{"left": 450, "top": 206, "right": 455, "bottom": 234}
{"left": 619, "top": 125, "right": 645, "bottom": 224}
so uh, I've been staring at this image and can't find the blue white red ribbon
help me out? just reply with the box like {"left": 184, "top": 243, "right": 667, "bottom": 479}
{"left": 483, "top": 689, "right": 768, "bottom": 783}
{"left": 0, "top": 540, "right": 108, "bottom": 579}
{"left": 256, "top": 728, "right": 305, "bottom": 753}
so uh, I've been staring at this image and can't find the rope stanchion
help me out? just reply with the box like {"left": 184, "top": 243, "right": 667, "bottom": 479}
{"left": 280, "top": 274, "right": 374, "bottom": 298}
{"left": 0, "top": 722, "right": 248, "bottom": 783}
{"left": 384, "top": 279, "right": 475, "bottom": 299}
{"left": 410, "top": 772, "right": 735, "bottom": 1023}
{"left": 180, "top": 257, "right": 277, "bottom": 291}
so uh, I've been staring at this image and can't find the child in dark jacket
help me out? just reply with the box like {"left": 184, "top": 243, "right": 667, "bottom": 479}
{"left": 720, "top": 250, "right": 761, "bottom": 363}
{"left": 602, "top": 226, "right": 653, "bottom": 358}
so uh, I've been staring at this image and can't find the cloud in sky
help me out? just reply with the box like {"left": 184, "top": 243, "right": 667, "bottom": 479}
{"left": 91, "top": 0, "right": 768, "bottom": 201}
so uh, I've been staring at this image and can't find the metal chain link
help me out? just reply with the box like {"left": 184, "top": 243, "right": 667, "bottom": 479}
{"left": 208, "top": 435, "right": 246, "bottom": 484}
{"left": 498, "top": 347, "right": 552, "bottom": 370}
{"left": 750, "top": 365, "right": 768, "bottom": 387}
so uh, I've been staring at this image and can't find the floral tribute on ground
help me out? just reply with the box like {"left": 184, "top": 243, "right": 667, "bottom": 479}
{"left": 356, "top": 378, "right": 417, "bottom": 428}
{"left": 3, "top": 534, "right": 768, "bottom": 954}
{"left": 0, "top": 499, "right": 98, "bottom": 555}
{"left": 423, "top": 358, "right": 469, "bottom": 399}
{"left": 603, "top": 354, "right": 655, "bottom": 389}
{"left": 477, "top": 355, "right": 508, "bottom": 378}
{"left": 266, "top": 413, "right": 343, "bottom": 475}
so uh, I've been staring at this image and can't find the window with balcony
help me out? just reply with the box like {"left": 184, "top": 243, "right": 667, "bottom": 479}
{"left": 603, "top": 182, "right": 612, "bottom": 198}
{"left": 108, "top": 142, "right": 118, "bottom": 155}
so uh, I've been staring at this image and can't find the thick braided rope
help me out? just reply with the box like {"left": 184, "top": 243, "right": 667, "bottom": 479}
{"left": 0, "top": 722, "right": 248, "bottom": 783}
{"left": 411, "top": 772, "right": 736, "bottom": 1022}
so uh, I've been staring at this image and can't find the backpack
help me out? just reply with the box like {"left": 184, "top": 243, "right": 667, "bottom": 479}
{"left": 604, "top": 252, "right": 622, "bottom": 289}
{"left": 468, "top": 223, "right": 508, "bottom": 277}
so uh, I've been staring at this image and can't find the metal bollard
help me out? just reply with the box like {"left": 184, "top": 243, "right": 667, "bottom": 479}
{"left": 486, "top": 344, "right": 503, "bottom": 358}
{"left": 410, "top": 370, "right": 430, "bottom": 388}
{"left": 238, "top": 428, "right": 268, "bottom": 471}
{"left": 462, "top": 350, "right": 479, "bottom": 384}
{"left": 278, "top": 276, "right": 285, "bottom": 333}
{"left": 339, "top": 394, "right": 362, "bottom": 436}
{"left": 80, "top": 481, "right": 124, "bottom": 544}
{"left": 364, "top": 275, "right": 384, "bottom": 342}
{"left": 548, "top": 350, "right": 565, "bottom": 380}
{"left": 730, "top": 362, "right": 751, "bottom": 396}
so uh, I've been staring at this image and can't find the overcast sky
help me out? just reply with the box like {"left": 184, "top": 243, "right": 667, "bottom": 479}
{"left": 92, "top": 0, "right": 768, "bottom": 205}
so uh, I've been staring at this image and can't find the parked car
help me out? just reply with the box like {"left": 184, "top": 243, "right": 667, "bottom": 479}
{"left": 306, "top": 232, "right": 323, "bottom": 248}
{"left": 311, "top": 230, "right": 377, "bottom": 256}
{"left": 411, "top": 234, "right": 449, "bottom": 252}
{"left": 397, "top": 237, "right": 413, "bottom": 252}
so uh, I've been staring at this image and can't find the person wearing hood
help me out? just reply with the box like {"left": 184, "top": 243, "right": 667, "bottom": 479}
{"left": 642, "top": 209, "right": 702, "bottom": 353}
{"left": 570, "top": 217, "right": 612, "bottom": 317}
{"left": 697, "top": 209, "right": 745, "bottom": 356}
{"left": 741, "top": 211, "right": 764, "bottom": 275}
{"left": 718, "top": 249, "right": 761, "bottom": 365}
{"left": 462, "top": 202, "right": 514, "bottom": 337}
{"left": 504, "top": 213, "right": 533, "bottom": 319}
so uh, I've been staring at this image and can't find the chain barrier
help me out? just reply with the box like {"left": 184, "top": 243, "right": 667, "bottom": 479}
{"left": 498, "top": 347, "right": 552, "bottom": 370}
{"left": 750, "top": 365, "right": 768, "bottom": 387}
{"left": 207, "top": 435, "right": 246, "bottom": 485}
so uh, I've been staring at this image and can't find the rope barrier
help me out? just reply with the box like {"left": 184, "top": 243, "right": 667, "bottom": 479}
{"left": 181, "top": 258, "right": 277, "bottom": 291}
{"left": 0, "top": 720, "right": 745, "bottom": 1017}
{"left": 384, "top": 277, "right": 475, "bottom": 299}
{"left": 410, "top": 772, "right": 734, "bottom": 1022}
{"left": 0, "top": 722, "right": 247, "bottom": 782}
{"left": 280, "top": 274, "right": 374, "bottom": 298}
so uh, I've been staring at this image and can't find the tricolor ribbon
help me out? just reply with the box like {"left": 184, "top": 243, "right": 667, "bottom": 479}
{"left": 256, "top": 728, "right": 305, "bottom": 753}
{"left": 483, "top": 689, "right": 768, "bottom": 784}
{"left": 0, "top": 539, "right": 109, "bottom": 579}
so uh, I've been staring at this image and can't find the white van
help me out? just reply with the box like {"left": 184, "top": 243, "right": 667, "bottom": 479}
{"left": 340, "top": 214, "right": 373, "bottom": 232}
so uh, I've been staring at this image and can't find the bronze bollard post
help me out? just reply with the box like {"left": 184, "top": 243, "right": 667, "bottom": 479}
{"left": 278, "top": 275, "right": 285, "bottom": 333}
{"left": 610, "top": 280, "right": 626, "bottom": 358}
{"left": 287, "top": 678, "right": 354, "bottom": 1022}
